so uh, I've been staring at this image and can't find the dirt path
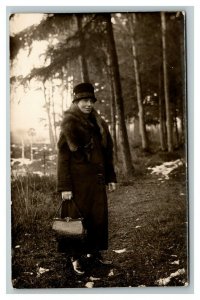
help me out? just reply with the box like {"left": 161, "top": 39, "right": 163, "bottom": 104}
{"left": 12, "top": 172, "right": 188, "bottom": 289}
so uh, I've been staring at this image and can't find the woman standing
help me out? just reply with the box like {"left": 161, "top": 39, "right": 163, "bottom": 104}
{"left": 56, "top": 83, "right": 116, "bottom": 275}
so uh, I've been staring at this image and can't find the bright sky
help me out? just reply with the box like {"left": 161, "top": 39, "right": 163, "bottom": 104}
{"left": 10, "top": 13, "right": 45, "bottom": 35}
{"left": 10, "top": 89, "right": 47, "bottom": 134}
{"left": 10, "top": 14, "right": 53, "bottom": 141}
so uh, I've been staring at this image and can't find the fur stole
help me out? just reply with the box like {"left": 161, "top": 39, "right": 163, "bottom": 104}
{"left": 61, "top": 104, "right": 108, "bottom": 152}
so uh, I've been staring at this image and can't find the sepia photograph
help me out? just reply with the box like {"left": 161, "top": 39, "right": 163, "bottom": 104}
{"left": 9, "top": 10, "right": 189, "bottom": 289}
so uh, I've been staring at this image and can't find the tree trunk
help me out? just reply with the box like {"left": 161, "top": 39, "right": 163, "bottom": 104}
{"left": 110, "top": 72, "right": 118, "bottom": 163}
{"left": 51, "top": 83, "right": 58, "bottom": 144}
{"left": 107, "top": 54, "right": 118, "bottom": 162}
{"left": 128, "top": 13, "right": 148, "bottom": 150}
{"left": 27, "top": 128, "right": 36, "bottom": 161}
{"left": 76, "top": 15, "right": 90, "bottom": 82}
{"left": 179, "top": 114, "right": 184, "bottom": 144}
{"left": 158, "top": 63, "right": 167, "bottom": 151}
{"left": 21, "top": 137, "right": 25, "bottom": 160}
{"left": 179, "top": 24, "right": 186, "bottom": 144}
{"left": 30, "top": 139, "right": 33, "bottom": 161}
{"left": 43, "top": 82, "right": 56, "bottom": 149}
{"left": 161, "top": 12, "right": 173, "bottom": 152}
{"left": 61, "top": 67, "right": 67, "bottom": 115}
{"left": 174, "top": 116, "right": 179, "bottom": 147}
{"left": 105, "top": 14, "right": 134, "bottom": 177}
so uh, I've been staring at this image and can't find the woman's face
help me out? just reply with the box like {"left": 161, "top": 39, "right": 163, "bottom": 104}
{"left": 77, "top": 98, "right": 95, "bottom": 114}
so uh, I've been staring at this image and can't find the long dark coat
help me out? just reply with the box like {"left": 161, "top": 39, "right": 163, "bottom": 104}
{"left": 56, "top": 104, "right": 116, "bottom": 254}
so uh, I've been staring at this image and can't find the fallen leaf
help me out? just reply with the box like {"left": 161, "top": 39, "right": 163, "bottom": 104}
{"left": 12, "top": 279, "right": 17, "bottom": 286}
{"left": 108, "top": 269, "right": 114, "bottom": 277}
{"left": 37, "top": 267, "right": 50, "bottom": 277}
{"left": 170, "top": 260, "right": 180, "bottom": 265}
{"left": 89, "top": 276, "right": 101, "bottom": 281}
{"left": 39, "top": 267, "right": 49, "bottom": 273}
{"left": 113, "top": 248, "right": 126, "bottom": 253}
{"left": 85, "top": 282, "right": 94, "bottom": 288}
{"left": 138, "top": 285, "right": 146, "bottom": 287}
{"left": 23, "top": 272, "right": 34, "bottom": 275}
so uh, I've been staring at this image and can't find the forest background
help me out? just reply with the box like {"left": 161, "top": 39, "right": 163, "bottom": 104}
{"left": 10, "top": 12, "right": 186, "bottom": 177}
{"left": 9, "top": 11, "right": 189, "bottom": 289}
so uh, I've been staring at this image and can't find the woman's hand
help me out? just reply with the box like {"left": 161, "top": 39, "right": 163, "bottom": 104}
{"left": 61, "top": 191, "right": 73, "bottom": 200}
{"left": 108, "top": 182, "right": 116, "bottom": 192}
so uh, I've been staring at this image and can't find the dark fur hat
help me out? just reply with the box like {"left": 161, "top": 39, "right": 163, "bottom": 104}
{"left": 73, "top": 83, "right": 97, "bottom": 103}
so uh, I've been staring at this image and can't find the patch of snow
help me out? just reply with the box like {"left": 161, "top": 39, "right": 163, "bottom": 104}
{"left": 156, "top": 277, "right": 171, "bottom": 286}
{"left": 156, "top": 268, "right": 185, "bottom": 286}
{"left": 32, "top": 171, "right": 44, "bottom": 177}
{"left": 170, "top": 268, "right": 185, "bottom": 277}
{"left": 48, "top": 154, "right": 57, "bottom": 161}
{"left": 11, "top": 158, "right": 32, "bottom": 166}
{"left": 148, "top": 159, "right": 184, "bottom": 180}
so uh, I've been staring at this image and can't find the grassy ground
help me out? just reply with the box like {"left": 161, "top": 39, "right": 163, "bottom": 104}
{"left": 11, "top": 159, "right": 188, "bottom": 289}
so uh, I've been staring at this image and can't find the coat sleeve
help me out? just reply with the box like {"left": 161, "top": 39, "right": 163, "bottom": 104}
{"left": 56, "top": 132, "right": 73, "bottom": 192}
{"left": 104, "top": 126, "right": 117, "bottom": 184}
